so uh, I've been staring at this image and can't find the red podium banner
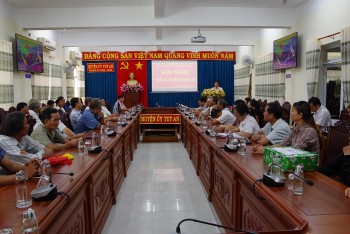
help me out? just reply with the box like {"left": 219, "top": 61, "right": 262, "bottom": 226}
{"left": 140, "top": 114, "right": 181, "bottom": 124}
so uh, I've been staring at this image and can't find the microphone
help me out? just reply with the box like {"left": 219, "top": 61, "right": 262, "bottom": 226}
{"left": 291, "top": 173, "right": 314, "bottom": 186}
{"left": 52, "top": 172, "right": 74, "bottom": 176}
{"left": 176, "top": 218, "right": 255, "bottom": 234}
{"left": 262, "top": 163, "right": 286, "bottom": 187}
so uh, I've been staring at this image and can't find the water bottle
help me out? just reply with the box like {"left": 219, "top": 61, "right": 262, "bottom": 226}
{"left": 201, "top": 119, "right": 207, "bottom": 130}
{"left": 16, "top": 170, "right": 32, "bottom": 208}
{"left": 91, "top": 132, "right": 97, "bottom": 147}
{"left": 37, "top": 160, "right": 52, "bottom": 188}
{"left": 78, "top": 138, "right": 85, "bottom": 156}
{"left": 272, "top": 154, "right": 281, "bottom": 175}
{"left": 287, "top": 174, "right": 295, "bottom": 191}
{"left": 294, "top": 164, "right": 304, "bottom": 196}
{"left": 100, "top": 125, "right": 106, "bottom": 138}
{"left": 210, "top": 125, "right": 216, "bottom": 142}
{"left": 22, "top": 208, "right": 39, "bottom": 234}
{"left": 238, "top": 137, "right": 247, "bottom": 156}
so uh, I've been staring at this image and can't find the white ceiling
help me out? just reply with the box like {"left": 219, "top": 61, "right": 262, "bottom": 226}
{"left": 3, "top": 0, "right": 310, "bottom": 52}
{"left": 4, "top": 0, "right": 308, "bottom": 9}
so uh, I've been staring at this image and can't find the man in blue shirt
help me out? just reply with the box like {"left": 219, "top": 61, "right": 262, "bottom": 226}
{"left": 75, "top": 99, "right": 104, "bottom": 134}
{"left": 69, "top": 97, "right": 83, "bottom": 131}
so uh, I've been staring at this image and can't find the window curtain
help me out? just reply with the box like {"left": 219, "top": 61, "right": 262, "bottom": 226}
{"left": 84, "top": 61, "right": 117, "bottom": 109}
{"left": 31, "top": 60, "right": 49, "bottom": 103}
{"left": 48, "top": 64, "right": 63, "bottom": 100}
{"left": 306, "top": 38, "right": 321, "bottom": 99}
{"left": 341, "top": 26, "right": 350, "bottom": 107}
{"left": 66, "top": 67, "right": 75, "bottom": 101}
{"left": 254, "top": 53, "right": 285, "bottom": 103}
{"left": 76, "top": 65, "right": 85, "bottom": 99}
{"left": 0, "top": 40, "right": 14, "bottom": 109}
{"left": 234, "top": 64, "right": 251, "bottom": 101}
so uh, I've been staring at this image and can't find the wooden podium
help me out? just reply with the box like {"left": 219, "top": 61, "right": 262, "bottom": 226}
{"left": 124, "top": 92, "right": 140, "bottom": 108}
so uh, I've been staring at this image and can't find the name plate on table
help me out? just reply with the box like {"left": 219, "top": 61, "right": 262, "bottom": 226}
{"left": 140, "top": 114, "right": 181, "bottom": 124}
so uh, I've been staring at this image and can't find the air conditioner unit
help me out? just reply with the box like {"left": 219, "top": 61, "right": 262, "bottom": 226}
{"left": 37, "top": 37, "right": 57, "bottom": 51}
{"left": 70, "top": 51, "right": 82, "bottom": 60}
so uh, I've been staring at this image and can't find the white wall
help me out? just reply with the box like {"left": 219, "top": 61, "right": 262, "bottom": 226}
{"left": 253, "top": 0, "right": 350, "bottom": 104}
{"left": 0, "top": 0, "right": 66, "bottom": 106}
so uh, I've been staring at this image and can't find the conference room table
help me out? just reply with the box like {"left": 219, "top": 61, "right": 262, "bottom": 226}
{"left": 1, "top": 107, "right": 350, "bottom": 233}
{"left": 0, "top": 112, "right": 139, "bottom": 234}
{"left": 179, "top": 108, "right": 350, "bottom": 233}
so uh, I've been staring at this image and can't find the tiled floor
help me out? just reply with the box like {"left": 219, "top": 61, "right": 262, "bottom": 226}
{"left": 102, "top": 142, "right": 220, "bottom": 234}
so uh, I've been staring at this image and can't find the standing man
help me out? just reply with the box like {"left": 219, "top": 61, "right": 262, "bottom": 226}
{"left": 308, "top": 97, "right": 331, "bottom": 131}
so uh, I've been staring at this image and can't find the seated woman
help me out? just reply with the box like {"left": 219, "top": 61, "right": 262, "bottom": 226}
{"left": 248, "top": 99, "right": 264, "bottom": 127}
{"left": 225, "top": 103, "right": 260, "bottom": 139}
{"left": 0, "top": 111, "right": 53, "bottom": 164}
{"left": 253, "top": 101, "right": 320, "bottom": 154}
{"left": 0, "top": 148, "right": 39, "bottom": 186}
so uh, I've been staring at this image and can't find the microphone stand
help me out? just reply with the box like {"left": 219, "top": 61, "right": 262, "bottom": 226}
{"left": 52, "top": 172, "right": 74, "bottom": 176}
{"left": 291, "top": 173, "right": 314, "bottom": 186}
{"left": 176, "top": 218, "right": 256, "bottom": 234}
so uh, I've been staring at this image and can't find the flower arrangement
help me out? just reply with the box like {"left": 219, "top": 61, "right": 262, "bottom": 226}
{"left": 201, "top": 88, "right": 225, "bottom": 99}
{"left": 120, "top": 83, "right": 144, "bottom": 93}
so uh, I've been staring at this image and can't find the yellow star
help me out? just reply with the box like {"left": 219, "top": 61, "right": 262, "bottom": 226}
{"left": 135, "top": 61, "right": 143, "bottom": 70}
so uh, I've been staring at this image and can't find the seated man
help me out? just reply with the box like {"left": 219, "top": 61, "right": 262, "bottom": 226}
{"left": 75, "top": 98, "right": 104, "bottom": 134}
{"left": 31, "top": 108, "right": 78, "bottom": 151}
{"left": 0, "top": 148, "right": 39, "bottom": 186}
{"left": 69, "top": 97, "right": 83, "bottom": 131}
{"left": 0, "top": 111, "right": 52, "bottom": 164}
{"left": 308, "top": 96, "right": 331, "bottom": 132}
{"left": 251, "top": 102, "right": 291, "bottom": 146}
{"left": 84, "top": 97, "right": 92, "bottom": 111}
{"left": 211, "top": 99, "right": 236, "bottom": 126}
{"left": 113, "top": 95, "right": 128, "bottom": 115}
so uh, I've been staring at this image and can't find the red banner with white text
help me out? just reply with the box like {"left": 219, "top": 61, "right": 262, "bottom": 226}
{"left": 83, "top": 51, "right": 236, "bottom": 61}
{"left": 117, "top": 60, "right": 148, "bottom": 107}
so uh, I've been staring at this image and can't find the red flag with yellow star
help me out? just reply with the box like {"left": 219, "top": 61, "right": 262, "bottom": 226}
{"left": 117, "top": 60, "right": 148, "bottom": 107}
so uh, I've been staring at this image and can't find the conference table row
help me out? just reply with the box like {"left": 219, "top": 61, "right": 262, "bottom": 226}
{"left": 1, "top": 107, "right": 350, "bottom": 233}
{"left": 179, "top": 108, "right": 350, "bottom": 233}
{"left": 0, "top": 111, "right": 139, "bottom": 233}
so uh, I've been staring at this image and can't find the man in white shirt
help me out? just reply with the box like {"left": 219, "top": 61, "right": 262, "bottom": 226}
{"left": 308, "top": 97, "right": 331, "bottom": 131}
{"left": 251, "top": 102, "right": 291, "bottom": 146}
{"left": 28, "top": 99, "right": 41, "bottom": 124}
{"left": 211, "top": 99, "right": 236, "bottom": 126}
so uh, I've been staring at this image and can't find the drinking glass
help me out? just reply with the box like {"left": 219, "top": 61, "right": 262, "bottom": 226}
{"left": 238, "top": 137, "right": 247, "bottom": 156}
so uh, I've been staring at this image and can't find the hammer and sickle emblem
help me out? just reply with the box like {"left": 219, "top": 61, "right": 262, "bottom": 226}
{"left": 120, "top": 61, "right": 129, "bottom": 70}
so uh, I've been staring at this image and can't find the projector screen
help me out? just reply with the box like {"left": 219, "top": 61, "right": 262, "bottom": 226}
{"left": 151, "top": 60, "right": 198, "bottom": 92}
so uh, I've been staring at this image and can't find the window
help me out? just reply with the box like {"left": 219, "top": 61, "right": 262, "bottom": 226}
{"left": 321, "top": 41, "right": 341, "bottom": 119}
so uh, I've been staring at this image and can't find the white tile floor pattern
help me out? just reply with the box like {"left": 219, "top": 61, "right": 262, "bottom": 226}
{"left": 102, "top": 142, "right": 220, "bottom": 234}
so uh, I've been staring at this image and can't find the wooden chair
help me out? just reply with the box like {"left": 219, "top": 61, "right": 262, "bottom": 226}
{"left": 26, "top": 115, "right": 36, "bottom": 136}
{"left": 320, "top": 126, "right": 350, "bottom": 166}
{"left": 281, "top": 101, "right": 291, "bottom": 124}
{"left": 340, "top": 111, "right": 350, "bottom": 121}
